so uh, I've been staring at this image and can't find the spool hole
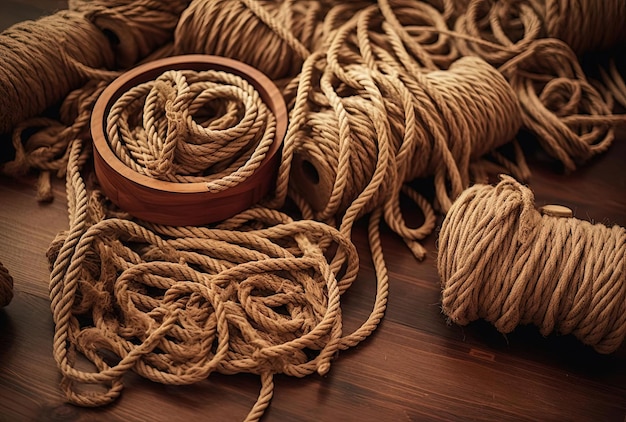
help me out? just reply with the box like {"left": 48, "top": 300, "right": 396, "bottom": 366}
{"left": 102, "top": 28, "right": 121, "bottom": 46}
{"left": 301, "top": 159, "right": 319, "bottom": 185}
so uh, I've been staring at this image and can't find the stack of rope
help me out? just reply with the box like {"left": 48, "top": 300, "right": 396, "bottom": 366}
{"left": 0, "top": 0, "right": 625, "bottom": 420}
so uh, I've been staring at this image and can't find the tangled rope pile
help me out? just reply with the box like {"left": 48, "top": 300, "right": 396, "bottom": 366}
{"left": 0, "top": 0, "right": 625, "bottom": 420}
{"left": 48, "top": 137, "right": 379, "bottom": 413}
{"left": 438, "top": 176, "right": 626, "bottom": 354}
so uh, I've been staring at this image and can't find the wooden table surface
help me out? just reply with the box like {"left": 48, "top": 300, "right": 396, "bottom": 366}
{"left": 1, "top": 2, "right": 625, "bottom": 421}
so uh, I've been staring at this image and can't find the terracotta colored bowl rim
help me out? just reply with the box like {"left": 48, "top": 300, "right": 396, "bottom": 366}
{"left": 90, "top": 54, "right": 287, "bottom": 225}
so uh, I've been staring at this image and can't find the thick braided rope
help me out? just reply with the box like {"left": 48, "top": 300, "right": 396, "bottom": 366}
{"left": 438, "top": 176, "right": 626, "bottom": 354}
{"left": 106, "top": 69, "right": 276, "bottom": 190}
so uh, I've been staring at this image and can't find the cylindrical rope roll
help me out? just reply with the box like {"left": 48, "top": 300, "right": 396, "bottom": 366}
{"left": 68, "top": 0, "right": 191, "bottom": 68}
{"left": 0, "top": 261, "right": 13, "bottom": 307}
{"left": 544, "top": 0, "right": 626, "bottom": 54}
{"left": 287, "top": 54, "right": 522, "bottom": 219}
{"left": 173, "top": 0, "right": 322, "bottom": 80}
{"left": 0, "top": 11, "right": 115, "bottom": 135}
{"left": 91, "top": 55, "right": 286, "bottom": 225}
{"left": 438, "top": 176, "right": 626, "bottom": 354}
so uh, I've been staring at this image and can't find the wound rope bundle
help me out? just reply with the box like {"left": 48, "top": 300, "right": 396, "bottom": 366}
{"left": 438, "top": 176, "right": 626, "bottom": 354}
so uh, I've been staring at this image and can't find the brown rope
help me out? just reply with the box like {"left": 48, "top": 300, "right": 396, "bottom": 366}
{"left": 0, "top": 261, "right": 13, "bottom": 308}
{"left": 544, "top": 0, "right": 626, "bottom": 54}
{"left": 275, "top": 2, "right": 526, "bottom": 261}
{"left": 0, "top": 11, "right": 115, "bottom": 135}
{"left": 438, "top": 176, "right": 626, "bottom": 354}
{"left": 106, "top": 69, "right": 276, "bottom": 188}
{"left": 69, "top": 0, "right": 192, "bottom": 68}
{"left": 0, "top": 0, "right": 623, "bottom": 420}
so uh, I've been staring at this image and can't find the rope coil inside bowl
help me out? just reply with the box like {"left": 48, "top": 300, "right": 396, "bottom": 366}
{"left": 91, "top": 55, "right": 287, "bottom": 226}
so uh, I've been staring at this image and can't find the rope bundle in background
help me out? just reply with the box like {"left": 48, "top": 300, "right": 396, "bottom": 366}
{"left": 544, "top": 0, "right": 626, "bottom": 54}
{"left": 0, "top": 11, "right": 115, "bottom": 136}
{"left": 438, "top": 176, "right": 626, "bottom": 354}
{"left": 68, "top": 0, "right": 192, "bottom": 68}
{"left": 0, "top": 261, "right": 13, "bottom": 307}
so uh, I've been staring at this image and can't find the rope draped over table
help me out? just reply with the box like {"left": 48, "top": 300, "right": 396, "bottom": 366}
{"left": 0, "top": 0, "right": 625, "bottom": 420}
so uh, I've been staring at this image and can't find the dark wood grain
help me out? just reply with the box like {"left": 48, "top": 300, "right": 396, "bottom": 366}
{"left": 1, "top": 3, "right": 625, "bottom": 421}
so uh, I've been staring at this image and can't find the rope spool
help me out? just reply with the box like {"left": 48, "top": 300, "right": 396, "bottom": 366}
{"left": 0, "top": 11, "right": 115, "bottom": 135}
{"left": 0, "top": 261, "right": 13, "bottom": 308}
{"left": 282, "top": 45, "right": 523, "bottom": 257}
{"left": 438, "top": 176, "right": 626, "bottom": 354}
{"left": 173, "top": 0, "right": 324, "bottom": 80}
{"left": 68, "top": 0, "right": 192, "bottom": 68}
{"left": 91, "top": 55, "right": 286, "bottom": 225}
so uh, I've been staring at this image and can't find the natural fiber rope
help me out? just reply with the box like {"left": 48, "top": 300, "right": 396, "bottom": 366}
{"left": 173, "top": 0, "right": 324, "bottom": 80}
{"left": 68, "top": 0, "right": 192, "bottom": 68}
{"left": 274, "top": 2, "right": 526, "bottom": 260}
{"left": 0, "top": 0, "right": 623, "bottom": 420}
{"left": 106, "top": 69, "right": 276, "bottom": 189}
{"left": 47, "top": 135, "right": 388, "bottom": 416}
{"left": 438, "top": 176, "right": 626, "bottom": 354}
{"left": 0, "top": 261, "right": 13, "bottom": 308}
{"left": 0, "top": 11, "right": 115, "bottom": 135}
{"left": 544, "top": 0, "right": 626, "bottom": 54}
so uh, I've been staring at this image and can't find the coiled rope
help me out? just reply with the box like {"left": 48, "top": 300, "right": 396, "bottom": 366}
{"left": 106, "top": 69, "right": 276, "bottom": 188}
{"left": 438, "top": 176, "right": 626, "bottom": 354}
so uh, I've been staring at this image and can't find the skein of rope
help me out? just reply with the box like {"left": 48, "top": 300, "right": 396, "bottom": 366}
{"left": 438, "top": 175, "right": 626, "bottom": 354}
{"left": 68, "top": 0, "right": 192, "bottom": 68}
{"left": 0, "top": 261, "right": 13, "bottom": 308}
{"left": 173, "top": 0, "right": 325, "bottom": 81}
{"left": 91, "top": 55, "right": 286, "bottom": 225}
{"left": 0, "top": 11, "right": 115, "bottom": 135}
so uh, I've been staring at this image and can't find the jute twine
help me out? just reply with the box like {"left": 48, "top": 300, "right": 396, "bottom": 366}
{"left": 0, "top": 261, "right": 13, "bottom": 307}
{"left": 0, "top": 0, "right": 624, "bottom": 420}
{"left": 438, "top": 176, "right": 626, "bottom": 354}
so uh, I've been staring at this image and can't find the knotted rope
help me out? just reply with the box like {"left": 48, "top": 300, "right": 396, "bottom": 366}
{"left": 0, "top": 261, "right": 13, "bottom": 308}
{"left": 438, "top": 176, "right": 626, "bottom": 354}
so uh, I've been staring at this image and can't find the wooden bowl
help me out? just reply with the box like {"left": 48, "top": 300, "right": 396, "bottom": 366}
{"left": 91, "top": 55, "right": 287, "bottom": 226}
